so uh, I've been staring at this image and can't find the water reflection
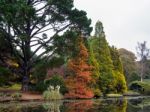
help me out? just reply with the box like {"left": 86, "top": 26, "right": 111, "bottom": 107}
{"left": 42, "top": 101, "right": 62, "bottom": 112}
{"left": 0, "top": 97, "right": 150, "bottom": 112}
{"left": 64, "top": 100, "right": 93, "bottom": 112}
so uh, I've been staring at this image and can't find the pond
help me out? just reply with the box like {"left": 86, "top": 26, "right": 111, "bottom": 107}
{"left": 0, "top": 96, "right": 150, "bottom": 112}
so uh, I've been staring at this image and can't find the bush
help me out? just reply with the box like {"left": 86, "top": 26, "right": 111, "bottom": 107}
{"left": 129, "top": 72, "right": 140, "bottom": 82}
{"left": 35, "top": 75, "right": 67, "bottom": 95}
{"left": 35, "top": 81, "right": 47, "bottom": 92}
{"left": 44, "top": 75, "right": 67, "bottom": 95}
{"left": 11, "top": 92, "right": 22, "bottom": 100}
{"left": 43, "top": 85, "right": 63, "bottom": 100}
{"left": 93, "top": 88, "right": 102, "bottom": 97}
{"left": 129, "top": 81, "right": 150, "bottom": 95}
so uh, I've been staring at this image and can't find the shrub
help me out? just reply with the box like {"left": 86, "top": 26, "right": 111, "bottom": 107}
{"left": 35, "top": 75, "right": 67, "bottom": 95}
{"left": 129, "top": 81, "right": 150, "bottom": 95}
{"left": 11, "top": 92, "right": 22, "bottom": 100}
{"left": 35, "top": 81, "right": 47, "bottom": 92}
{"left": 44, "top": 75, "right": 67, "bottom": 95}
{"left": 93, "top": 88, "right": 102, "bottom": 97}
{"left": 43, "top": 85, "right": 63, "bottom": 100}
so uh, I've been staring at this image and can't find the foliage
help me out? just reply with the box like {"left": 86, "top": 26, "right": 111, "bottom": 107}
{"left": 110, "top": 46, "right": 127, "bottom": 93}
{"left": 119, "top": 48, "right": 138, "bottom": 83}
{"left": 129, "top": 81, "right": 150, "bottom": 95}
{"left": 88, "top": 38, "right": 100, "bottom": 97}
{"left": 35, "top": 81, "right": 47, "bottom": 92}
{"left": 88, "top": 21, "right": 128, "bottom": 95}
{"left": 0, "top": 0, "right": 92, "bottom": 91}
{"left": 92, "top": 88, "right": 102, "bottom": 97}
{"left": 136, "top": 41, "right": 150, "bottom": 82}
{"left": 44, "top": 75, "right": 67, "bottom": 95}
{"left": 43, "top": 85, "right": 63, "bottom": 100}
{"left": 91, "top": 22, "right": 114, "bottom": 94}
{"left": 65, "top": 36, "right": 93, "bottom": 99}
{"left": 0, "top": 67, "right": 11, "bottom": 86}
{"left": 53, "top": 30, "right": 79, "bottom": 61}
{"left": 113, "top": 71, "right": 127, "bottom": 93}
{"left": 128, "top": 72, "right": 140, "bottom": 82}
{"left": 47, "top": 66, "right": 65, "bottom": 78}
{"left": 110, "top": 46, "right": 123, "bottom": 73}
{"left": 95, "top": 21, "right": 105, "bottom": 37}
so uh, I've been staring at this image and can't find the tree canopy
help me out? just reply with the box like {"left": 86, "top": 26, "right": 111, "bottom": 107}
{"left": 0, "top": 0, "right": 92, "bottom": 90}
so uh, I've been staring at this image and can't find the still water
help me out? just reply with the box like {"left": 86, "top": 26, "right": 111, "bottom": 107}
{"left": 0, "top": 96, "right": 150, "bottom": 112}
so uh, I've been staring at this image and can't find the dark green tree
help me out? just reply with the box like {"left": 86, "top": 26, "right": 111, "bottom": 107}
{"left": 0, "top": 0, "right": 92, "bottom": 91}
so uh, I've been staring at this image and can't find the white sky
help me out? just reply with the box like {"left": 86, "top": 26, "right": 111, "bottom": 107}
{"left": 74, "top": 0, "right": 150, "bottom": 53}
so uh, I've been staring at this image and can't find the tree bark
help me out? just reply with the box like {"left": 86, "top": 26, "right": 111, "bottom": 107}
{"left": 21, "top": 65, "right": 30, "bottom": 92}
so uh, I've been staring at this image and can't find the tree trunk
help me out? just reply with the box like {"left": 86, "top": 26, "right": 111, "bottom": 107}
{"left": 21, "top": 40, "right": 31, "bottom": 91}
{"left": 21, "top": 64, "right": 30, "bottom": 92}
{"left": 141, "top": 61, "right": 144, "bottom": 82}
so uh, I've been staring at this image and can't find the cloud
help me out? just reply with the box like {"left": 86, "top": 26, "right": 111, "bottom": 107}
{"left": 74, "top": 0, "right": 150, "bottom": 53}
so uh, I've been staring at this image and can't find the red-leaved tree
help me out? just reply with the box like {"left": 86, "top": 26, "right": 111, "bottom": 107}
{"left": 65, "top": 37, "right": 94, "bottom": 98}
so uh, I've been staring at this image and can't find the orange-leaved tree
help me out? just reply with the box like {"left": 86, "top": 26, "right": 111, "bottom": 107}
{"left": 65, "top": 36, "right": 94, "bottom": 98}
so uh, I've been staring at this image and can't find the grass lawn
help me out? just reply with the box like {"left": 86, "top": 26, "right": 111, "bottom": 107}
{"left": 0, "top": 84, "right": 21, "bottom": 91}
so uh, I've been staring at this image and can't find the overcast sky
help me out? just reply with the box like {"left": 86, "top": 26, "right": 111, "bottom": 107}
{"left": 74, "top": 0, "right": 150, "bottom": 53}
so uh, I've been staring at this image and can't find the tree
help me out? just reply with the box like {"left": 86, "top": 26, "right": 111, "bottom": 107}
{"left": 110, "top": 46, "right": 123, "bottom": 73}
{"left": 136, "top": 41, "right": 150, "bottom": 82}
{"left": 0, "top": 33, "right": 19, "bottom": 86}
{"left": 65, "top": 36, "right": 93, "bottom": 98}
{"left": 110, "top": 46, "right": 127, "bottom": 93}
{"left": 119, "top": 48, "right": 138, "bottom": 83}
{"left": 95, "top": 21, "right": 105, "bottom": 37}
{"left": 88, "top": 39, "right": 101, "bottom": 96}
{"left": 89, "top": 21, "right": 115, "bottom": 94}
{"left": 0, "top": 0, "right": 92, "bottom": 91}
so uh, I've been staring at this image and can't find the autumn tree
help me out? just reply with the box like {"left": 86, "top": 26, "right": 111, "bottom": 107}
{"left": 65, "top": 36, "right": 93, "bottom": 98}
{"left": 0, "top": 0, "right": 92, "bottom": 90}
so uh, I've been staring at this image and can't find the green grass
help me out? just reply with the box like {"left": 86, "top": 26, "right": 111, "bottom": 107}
{"left": 0, "top": 84, "right": 21, "bottom": 91}
{"left": 123, "top": 90, "right": 140, "bottom": 96}
{"left": 143, "top": 79, "right": 150, "bottom": 83}
{"left": 106, "top": 94, "right": 123, "bottom": 98}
